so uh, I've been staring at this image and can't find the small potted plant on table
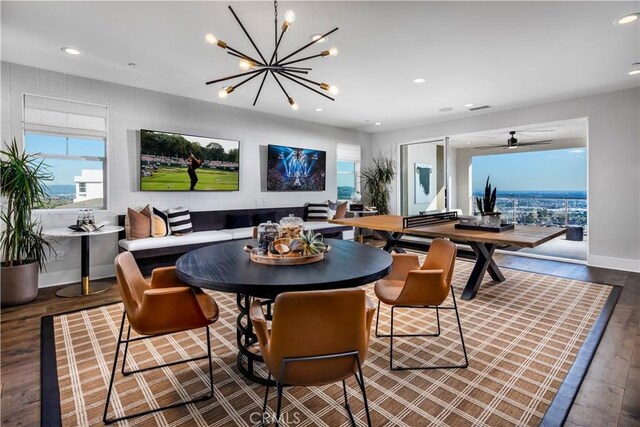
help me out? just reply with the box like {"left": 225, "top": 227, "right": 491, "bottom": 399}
{"left": 475, "top": 176, "right": 501, "bottom": 227}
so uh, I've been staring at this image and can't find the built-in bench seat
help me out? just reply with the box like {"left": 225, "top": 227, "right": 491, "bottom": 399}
{"left": 117, "top": 206, "right": 353, "bottom": 274}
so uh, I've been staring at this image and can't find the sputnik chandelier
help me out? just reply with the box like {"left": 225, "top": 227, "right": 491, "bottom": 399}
{"left": 205, "top": 0, "right": 339, "bottom": 110}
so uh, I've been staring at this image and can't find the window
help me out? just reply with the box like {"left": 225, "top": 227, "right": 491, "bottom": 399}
{"left": 336, "top": 143, "right": 361, "bottom": 200}
{"left": 23, "top": 95, "right": 108, "bottom": 209}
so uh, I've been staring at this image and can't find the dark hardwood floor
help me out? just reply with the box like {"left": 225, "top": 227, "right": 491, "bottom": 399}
{"left": 1, "top": 250, "right": 638, "bottom": 426}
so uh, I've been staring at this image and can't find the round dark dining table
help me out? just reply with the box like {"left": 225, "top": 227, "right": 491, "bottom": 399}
{"left": 175, "top": 238, "right": 392, "bottom": 384}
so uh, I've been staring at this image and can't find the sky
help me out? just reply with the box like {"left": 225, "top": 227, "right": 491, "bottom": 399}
{"left": 472, "top": 148, "right": 586, "bottom": 192}
{"left": 25, "top": 133, "right": 104, "bottom": 186}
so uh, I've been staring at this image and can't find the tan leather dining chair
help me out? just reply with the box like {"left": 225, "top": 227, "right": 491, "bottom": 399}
{"left": 374, "top": 238, "right": 468, "bottom": 370}
{"left": 250, "top": 288, "right": 376, "bottom": 426}
{"left": 103, "top": 252, "right": 219, "bottom": 424}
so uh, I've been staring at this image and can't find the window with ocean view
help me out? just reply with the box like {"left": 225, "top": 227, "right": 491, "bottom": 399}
{"left": 23, "top": 94, "right": 108, "bottom": 209}
{"left": 336, "top": 143, "right": 361, "bottom": 201}
{"left": 471, "top": 148, "right": 587, "bottom": 230}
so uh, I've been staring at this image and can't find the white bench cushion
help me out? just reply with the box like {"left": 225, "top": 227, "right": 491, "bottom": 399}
{"left": 119, "top": 230, "right": 232, "bottom": 252}
{"left": 302, "top": 221, "right": 352, "bottom": 232}
{"left": 220, "top": 227, "right": 254, "bottom": 240}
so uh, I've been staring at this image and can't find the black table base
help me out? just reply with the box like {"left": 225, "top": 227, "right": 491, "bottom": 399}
{"left": 236, "top": 294, "right": 275, "bottom": 385}
{"left": 56, "top": 234, "right": 112, "bottom": 298}
{"left": 378, "top": 233, "right": 507, "bottom": 301}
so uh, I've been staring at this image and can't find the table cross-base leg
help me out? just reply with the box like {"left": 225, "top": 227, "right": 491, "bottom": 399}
{"left": 56, "top": 235, "right": 112, "bottom": 298}
{"left": 461, "top": 242, "right": 506, "bottom": 300}
{"left": 236, "top": 294, "right": 275, "bottom": 385}
{"left": 379, "top": 231, "right": 406, "bottom": 253}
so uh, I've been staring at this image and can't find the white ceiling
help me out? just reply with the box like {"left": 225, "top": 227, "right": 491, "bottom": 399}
{"left": 2, "top": 1, "right": 639, "bottom": 132}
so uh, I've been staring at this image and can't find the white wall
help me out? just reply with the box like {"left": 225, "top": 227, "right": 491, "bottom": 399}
{"left": 1, "top": 61, "right": 371, "bottom": 286}
{"left": 370, "top": 88, "right": 640, "bottom": 272}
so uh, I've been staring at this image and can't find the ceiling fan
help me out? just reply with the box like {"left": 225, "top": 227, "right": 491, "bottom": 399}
{"left": 474, "top": 131, "right": 553, "bottom": 150}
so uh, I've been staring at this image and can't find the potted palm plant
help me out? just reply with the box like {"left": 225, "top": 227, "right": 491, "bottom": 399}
{"left": 475, "top": 176, "right": 501, "bottom": 227}
{"left": 361, "top": 157, "right": 396, "bottom": 215}
{"left": 1, "top": 138, "right": 54, "bottom": 307}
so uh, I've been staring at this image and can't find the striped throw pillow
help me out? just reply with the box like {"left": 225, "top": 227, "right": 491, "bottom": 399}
{"left": 305, "top": 203, "right": 329, "bottom": 221}
{"left": 167, "top": 207, "right": 193, "bottom": 236}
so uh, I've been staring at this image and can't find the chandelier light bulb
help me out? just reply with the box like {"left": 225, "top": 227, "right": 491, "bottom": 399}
{"left": 239, "top": 59, "right": 254, "bottom": 70}
{"left": 328, "top": 47, "right": 339, "bottom": 56}
{"left": 205, "top": 33, "right": 218, "bottom": 45}
{"left": 288, "top": 97, "right": 299, "bottom": 110}
{"left": 329, "top": 85, "right": 339, "bottom": 95}
{"left": 218, "top": 86, "right": 234, "bottom": 99}
{"left": 284, "top": 10, "right": 296, "bottom": 24}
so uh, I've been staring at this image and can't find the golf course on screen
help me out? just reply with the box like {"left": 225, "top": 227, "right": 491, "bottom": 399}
{"left": 140, "top": 130, "right": 239, "bottom": 191}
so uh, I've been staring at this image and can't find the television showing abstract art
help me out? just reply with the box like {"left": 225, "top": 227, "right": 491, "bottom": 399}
{"left": 267, "top": 144, "right": 326, "bottom": 191}
{"left": 140, "top": 130, "right": 239, "bottom": 191}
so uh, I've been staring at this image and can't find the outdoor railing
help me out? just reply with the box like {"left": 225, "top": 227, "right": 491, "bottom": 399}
{"left": 470, "top": 196, "right": 588, "bottom": 234}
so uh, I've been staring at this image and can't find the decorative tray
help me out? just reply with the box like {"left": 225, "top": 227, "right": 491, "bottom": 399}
{"left": 242, "top": 243, "right": 331, "bottom": 266}
{"left": 454, "top": 223, "right": 515, "bottom": 233}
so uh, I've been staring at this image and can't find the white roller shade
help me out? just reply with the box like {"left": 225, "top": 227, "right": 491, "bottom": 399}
{"left": 337, "top": 143, "right": 361, "bottom": 162}
{"left": 23, "top": 94, "right": 108, "bottom": 138}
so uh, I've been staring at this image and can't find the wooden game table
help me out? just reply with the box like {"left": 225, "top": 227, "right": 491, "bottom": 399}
{"left": 330, "top": 215, "right": 566, "bottom": 300}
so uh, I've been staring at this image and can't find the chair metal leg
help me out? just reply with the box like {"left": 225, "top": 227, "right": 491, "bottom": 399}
{"left": 376, "top": 300, "right": 441, "bottom": 338}
{"left": 261, "top": 373, "right": 272, "bottom": 427}
{"left": 103, "top": 310, "right": 126, "bottom": 424}
{"left": 120, "top": 324, "right": 131, "bottom": 375}
{"left": 103, "top": 312, "right": 215, "bottom": 424}
{"left": 355, "top": 355, "right": 373, "bottom": 427}
{"left": 275, "top": 382, "right": 284, "bottom": 427}
{"left": 388, "top": 285, "right": 469, "bottom": 371}
{"left": 343, "top": 379, "right": 356, "bottom": 426}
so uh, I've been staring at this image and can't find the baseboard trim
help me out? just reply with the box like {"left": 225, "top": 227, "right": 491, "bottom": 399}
{"left": 588, "top": 254, "right": 640, "bottom": 273}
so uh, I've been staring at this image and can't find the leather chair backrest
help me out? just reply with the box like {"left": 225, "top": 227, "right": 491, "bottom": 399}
{"left": 267, "top": 288, "right": 370, "bottom": 386}
{"left": 114, "top": 252, "right": 149, "bottom": 331}
{"left": 422, "top": 239, "right": 457, "bottom": 284}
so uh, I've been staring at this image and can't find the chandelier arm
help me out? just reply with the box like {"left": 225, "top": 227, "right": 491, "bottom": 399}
{"left": 283, "top": 66, "right": 313, "bottom": 71}
{"left": 278, "top": 53, "right": 325, "bottom": 67}
{"left": 278, "top": 72, "right": 335, "bottom": 101}
{"left": 226, "top": 47, "right": 265, "bottom": 66}
{"left": 269, "top": 70, "right": 291, "bottom": 100}
{"left": 280, "top": 71, "right": 322, "bottom": 87}
{"left": 276, "top": 27, "right": 338, "bottom": 64}
{"left": 205, "top": 69, "right": 263, "bottom": 85}
{"left": 281, "top": 68, "right": 309, "bottom": 75}
{"left": 226, "top": 50, "right": 264, "bottom": 66}
{"left": 253, "top": 71, "right": 270, "bottom": 106}
{"left": 269, "top": 30, "right": 287, "bottom": 65}
{"left": 233, "top": 69, "right": 268, "bottom": 90}
{"left": 228, "top": 6, "right": 268, "bottom": 65}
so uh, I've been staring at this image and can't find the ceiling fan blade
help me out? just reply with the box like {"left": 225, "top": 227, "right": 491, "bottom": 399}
{"left": 517, "top": 140, "right": 553, "bottom": 146}
{"left": 474, "top": 145, "right": 507, "bottom": 150}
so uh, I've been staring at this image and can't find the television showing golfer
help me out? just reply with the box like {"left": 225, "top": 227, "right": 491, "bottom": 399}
{"left": 140, "top": 130, "right": 239, "bottom": 191}
{"left": 267, "top": 144, "right": 326, "bottom": 191}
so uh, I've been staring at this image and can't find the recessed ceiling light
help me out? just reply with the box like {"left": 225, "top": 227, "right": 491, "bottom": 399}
{"left": 374, "top": 122, "right": 382, "bottom": 126}
{"left": 315, "top": 107, "right": 323, "bottom": 112}
{"left": 615, "top": 13, "right": 639, "bottom": 25}
{"left": 310, "top": 34, "right": 328, "bottom": 43}
{"left": 61, "top": 47, "right": 81, "bottom": 55}
{"left": 413, "top": 77, "right": 426, "bottom": 84}
{"left": 439, "top": 107, "right": 453, "bottom": 112}
{"left": 464, "top": 103, "right": 475, "bottom": 108}
{"left": 629, "top": 69, "right": 640, "bottom": 75}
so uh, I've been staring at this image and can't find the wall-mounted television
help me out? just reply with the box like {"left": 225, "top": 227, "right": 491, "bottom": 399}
{"left": 267, "top": 144, "right": 326, "bottom": 191}
{"left": 140, "top": 129, "right": 239, "bottom": 191}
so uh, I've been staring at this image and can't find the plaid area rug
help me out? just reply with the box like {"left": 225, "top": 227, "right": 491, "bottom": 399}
{"left": 41, "top": 261, "right": 619, "bottom": 427}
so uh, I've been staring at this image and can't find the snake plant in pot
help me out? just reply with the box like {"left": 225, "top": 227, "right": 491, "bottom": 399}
{"left": 361, "top": 157, "right": 396, "bottom": 215}
{"left": 1, "top": 138, "right": 54, "bottom": 307}
{"left": 475, "top": 176, "right": 501, "bottom": 227}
